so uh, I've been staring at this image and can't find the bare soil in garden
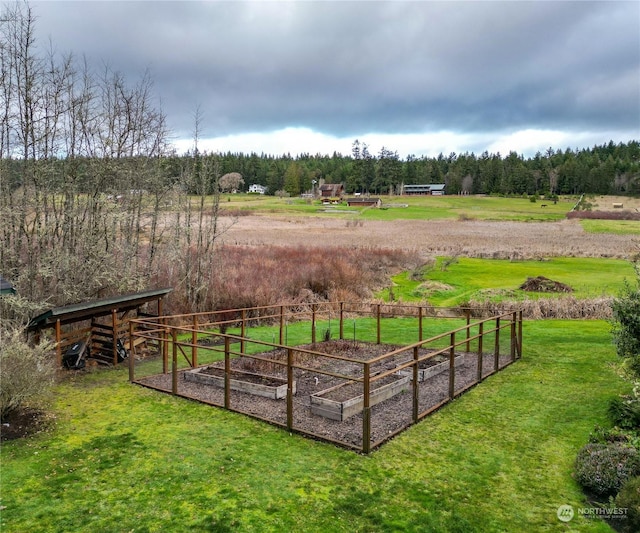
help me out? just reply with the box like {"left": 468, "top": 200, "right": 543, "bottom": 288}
{"left": 137, "top": 341, "right": 514, "bottom": 449}
{"left": 198, "top": 367, "right": 286, "bottom": 387}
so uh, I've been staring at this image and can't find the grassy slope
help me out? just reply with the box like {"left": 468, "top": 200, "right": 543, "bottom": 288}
{"left": 1, "top": 320, "right": 627, "bottom": 532}
{"left": 385, "top": 257, "right": 635, "bottom": 306}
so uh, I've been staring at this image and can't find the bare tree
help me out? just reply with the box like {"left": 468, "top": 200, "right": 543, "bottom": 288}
{"left": 219, "top": 172, "right": 244, "bottom": 193}
{"left": 171, "top": 107, "right": 224, "bottom": 311}
{"left": 0, "top": 2, "right": 172, "bottom": 306}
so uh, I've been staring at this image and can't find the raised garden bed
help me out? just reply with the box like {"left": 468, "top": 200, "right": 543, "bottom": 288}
{"left": 311, "top": 373, "right": 411, "bottom": 421}
{"left": 184, "top": 366, "right": 295, "bottom": 400}
{"left": 397, "top": 353, "right": 467, "bottom": 382}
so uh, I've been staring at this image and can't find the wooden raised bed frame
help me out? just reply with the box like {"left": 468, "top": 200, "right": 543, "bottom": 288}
{"left": 311, "top": 374, "right": 411, "bottom": 421}
{"left": 184, "top": 366, "right": 295, "bottom": 400}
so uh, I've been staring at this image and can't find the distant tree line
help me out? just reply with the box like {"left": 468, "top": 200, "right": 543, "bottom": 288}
{"left": 207, "top": 139, "right": 639, "bottom": 197}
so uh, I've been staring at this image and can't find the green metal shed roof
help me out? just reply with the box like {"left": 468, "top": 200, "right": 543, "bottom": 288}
{"left": 27, "top": 288, "right": 172, "bottom": 330}
{"left": 0, "top": 276, "right": 16, "bottom": 295}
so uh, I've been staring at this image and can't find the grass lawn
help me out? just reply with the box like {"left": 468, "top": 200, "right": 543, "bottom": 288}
{"left": 383, "top": 257, "right": 635, "bottom": 306}
{"left": 0, "top": 319, "right": 628, "bottom": 532}
{"left": 221, "top": 194, "right": 573, "bottom": 222}
{"left": 580, "top": 219, "right": 640, "bottom": 235}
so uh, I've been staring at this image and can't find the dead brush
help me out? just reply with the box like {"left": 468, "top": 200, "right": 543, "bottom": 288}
{"left": 466, "top": 296, "right": 613, "bottom": 319}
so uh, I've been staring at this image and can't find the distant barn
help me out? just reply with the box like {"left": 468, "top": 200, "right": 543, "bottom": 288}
{"left": 319, "top": 183, "right": 344, "bottom": 198}
{"left": 402, "top": 184, "right": 446, "bottom": 195}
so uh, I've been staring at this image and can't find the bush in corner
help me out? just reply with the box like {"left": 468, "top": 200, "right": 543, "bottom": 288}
{"left": 609, "top": 395, "right": 640, "bottom": 430}
{"left": 0, "top": 328, "right": 56, "bottom": 421}
{"left": 610, "top": 261, "right": 640, "bottom": 379}
{"left": 574, "top": 443, "right": 640, "bottom": 497}
{"left": 615, "top": 476, "right": 640, "bottom": 532}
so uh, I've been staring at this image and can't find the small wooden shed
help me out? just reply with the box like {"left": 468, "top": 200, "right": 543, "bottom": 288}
{"left": 27, "top": 288, "right": 172, "bottom": 367}
{"left": 347, "top": 197, "right": 382, "bottom": 208}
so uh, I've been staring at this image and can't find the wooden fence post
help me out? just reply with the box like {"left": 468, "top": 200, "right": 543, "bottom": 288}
{"left": 287, "top": 348, "right": 294, "bottom": 431}
{"left": 413, "top": 346, "right": 419, "bottom": 423}
{"left": 511, "top": 312, "right": 517, "bottom": 362}
{"left": 477, "top": 321, "right": 484, "bottom": 382}
{"left": 418, "top": 306, "right": 423, "bottom": 342}
{"left": 494, "top": 316, "right": 500, "bottom": 371}
{"left": 55, "top": 319, "right": 62, "bottom": 367}
{"left": 376, "top": 304, "right": 381, "bottom": 345}
{"left": 449, "top": 332, "right": 456, "bottom": 400}
{"left": 241, "top": 309, "right": 246, "bottom": 354}
{"left": 192, "top": 314, "right": 198, "bottom": 368}
{"left": 311, "top": 304, "right": 316, "bottom": 344}
{"left": 129, "top": 320, "right": 135, "bottom": 383}
{"left": 171, "top": 328, "right": 178, "bottom": 395}
{"left": 112, "top": 309, "right": 118, "bottom": 365}
{"left": 363, "top": 362, "right": 371, "bottom": 454}
{"left": 279, "top": 306, "right": 284, "bottom": 345}
{"left": 339, "top": 302, "right": 344, "bottom": 340}
{"left": 224, "top": 336, "right": 231, "bottom": 409}
{"left": 518, "top": 311, "right": 523, "bottom": 359}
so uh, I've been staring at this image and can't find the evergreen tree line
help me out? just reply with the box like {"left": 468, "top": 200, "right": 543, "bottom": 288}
{"left": 210, "top": 139, "right": 640, "bottom": 197}
{"left": 4, "top": 139, "right": 639, "bottom": 198}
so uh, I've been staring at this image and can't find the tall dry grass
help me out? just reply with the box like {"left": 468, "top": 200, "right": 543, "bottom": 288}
{"left": 466, "top": 296, "right": 613, "bottom": 319}
{"left": 220, "top": 217, "right": 636, "bottom": 260}
{"left": 153, "top": 244, "right": 421, "bottom": 315}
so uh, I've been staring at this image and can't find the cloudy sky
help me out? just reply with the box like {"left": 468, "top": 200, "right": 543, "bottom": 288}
{"left": 29, "top": 0, "right": 640, "bottom": 158}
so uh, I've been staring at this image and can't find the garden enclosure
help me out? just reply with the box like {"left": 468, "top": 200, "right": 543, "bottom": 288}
{"left": 129, "top": 302, "right": 523, "bottom": 453}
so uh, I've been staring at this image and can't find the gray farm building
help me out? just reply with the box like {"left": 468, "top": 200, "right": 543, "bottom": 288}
{"left": 402, "top": 184, "right": 446, "bottom": 195}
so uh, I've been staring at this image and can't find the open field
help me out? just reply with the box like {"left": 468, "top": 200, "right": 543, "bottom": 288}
{"left": 0, "top": 320, "right": 627, "bottom": 532}
{"left": 222, "top": 194, "right": 574, "bottom": 221}
{"left": 219, "top": 215, "right": 636, "bottom": 259}
{"left": 174, "top": 194, "right": 639, "bottom": 259}
{"left": 220, "top": 194, "right": 640, "bottom": 222}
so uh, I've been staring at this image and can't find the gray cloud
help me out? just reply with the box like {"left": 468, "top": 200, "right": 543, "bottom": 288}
{"left": 30, "top": 0, "right": 640, "bottom": 147}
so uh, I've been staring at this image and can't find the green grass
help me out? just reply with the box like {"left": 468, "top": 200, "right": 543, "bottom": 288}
{"left": 383, "top": 257, "right": 635, "bottom": 306}
{"left": 221, "top": 194, "right": 574, "bottom": 222}
{"left": 0, "top": 319, "right": 628, "bottom": 532}
{"left": 580, "top": 219, "right": 640, "bottom": 235}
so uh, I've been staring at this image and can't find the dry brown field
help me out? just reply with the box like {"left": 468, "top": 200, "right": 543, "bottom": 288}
{"left": 592, "top": 195, "right": 640, "bottom": 211}
{"left": 219, "top": 216, "right": 635, "bottom": 260}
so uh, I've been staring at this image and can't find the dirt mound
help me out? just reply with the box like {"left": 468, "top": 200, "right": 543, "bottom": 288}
{"left": 519, "top": 276, "right": 573, "bottom": 293}
{"left": 416, "top": 281, "right": 453, "bottom": 293}
{"left": 0, "top": 408, "right": 54, "bottom": 441}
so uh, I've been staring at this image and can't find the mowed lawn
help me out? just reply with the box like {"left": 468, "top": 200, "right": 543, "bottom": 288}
{"left": 385, "top": 257, "right": 635, "bottom": 306}
{"left": 0, "top": 319, "right": 627, "bottom": 532}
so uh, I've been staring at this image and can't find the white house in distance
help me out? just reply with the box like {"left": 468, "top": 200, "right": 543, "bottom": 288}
{"left": 249, "top": 184, "right": 267, "bottom": 194}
